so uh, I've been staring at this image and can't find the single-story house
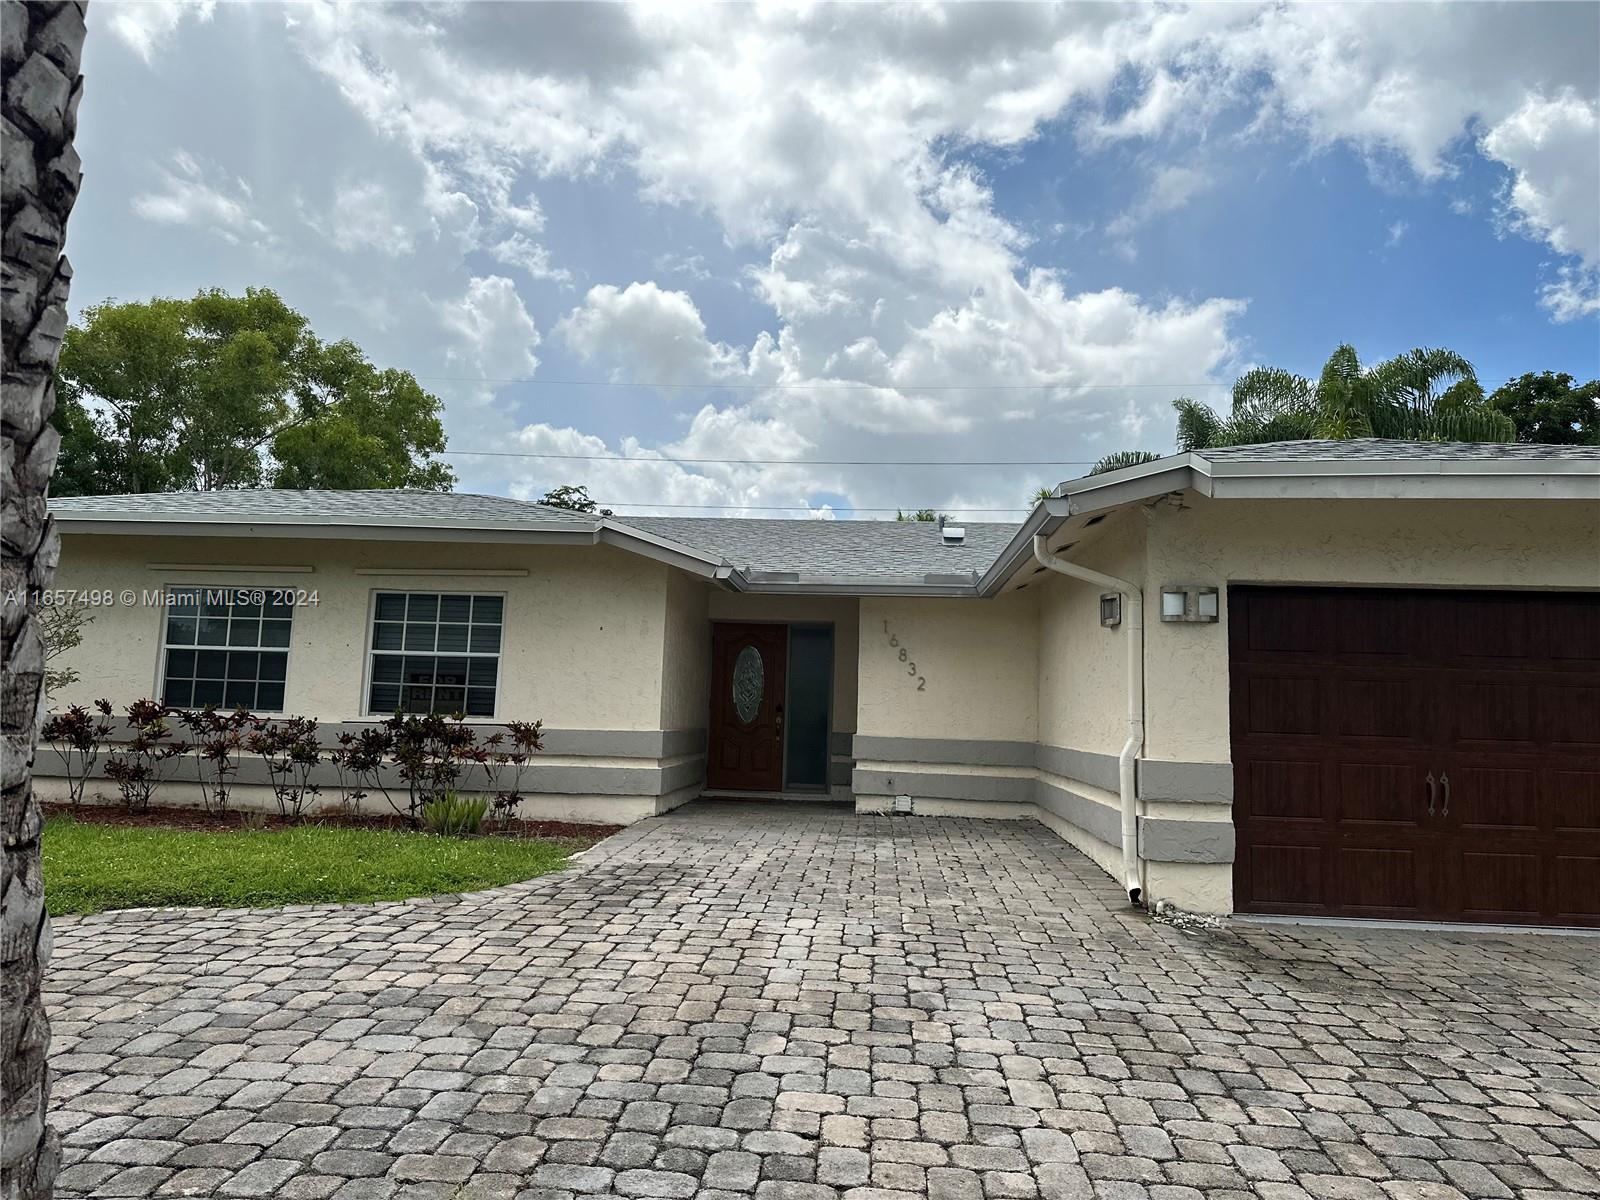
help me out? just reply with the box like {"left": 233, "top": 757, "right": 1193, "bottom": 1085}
{"left": 43, "top": 440, "right": 1600, "bottom": 926}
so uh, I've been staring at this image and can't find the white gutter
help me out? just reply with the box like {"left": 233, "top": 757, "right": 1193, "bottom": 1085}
{"left": 1032, "top": 533, "right": 1145, "bottom": 905}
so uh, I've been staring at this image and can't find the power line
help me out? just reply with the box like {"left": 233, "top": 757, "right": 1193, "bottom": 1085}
{"left": 442, "top": 448, "right": 1101, "bottom": 466}
{"left": 414, "top": 374, "right": 1525, "bottom": 391}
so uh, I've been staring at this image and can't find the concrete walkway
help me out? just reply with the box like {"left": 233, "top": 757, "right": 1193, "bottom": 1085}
{"left": 47, "top": 801, "right": 1600, "bottom": 1199}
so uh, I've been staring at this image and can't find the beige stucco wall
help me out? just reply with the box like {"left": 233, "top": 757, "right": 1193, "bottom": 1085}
{"left": 1142, "top": 496, "right": 1600, "bottom": 763}
{"left": 51, "top": 533, "right": 677, "bottom": 730}
{"left": 660, "top": 570, "right": 711, "bottom": 732}
{"left": 706, "top": 593, "right": 860, "bottom": 736}
{"left": 857, "top": 591, "right": 1038, "bottom": 742}
{"left": 1035, "top": 505, "right": 1146, "bottom": 760}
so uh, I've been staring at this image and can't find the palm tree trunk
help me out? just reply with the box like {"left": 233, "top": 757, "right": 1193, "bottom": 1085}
{"left": 2, "top": 3, "right": 86, "bottom": 1197}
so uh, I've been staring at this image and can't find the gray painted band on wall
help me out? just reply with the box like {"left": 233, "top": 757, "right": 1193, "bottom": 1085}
{"left": 855, "top": 762, "right": 1234, "bottom": 864}
{"left": 852, "top": 735, "right": 1035, "bottom": 768}
{"left": 1137, "top": 758, "right": 1233, "bottom": 803}
{"left": 1140, "top": 817, "right": 1235, "bottom": 863}
{"left": 41, "top": 743, "right": 704, "bottom": 799}
{"left": 853, "top": 734, "right": 1232, "bottom": 803}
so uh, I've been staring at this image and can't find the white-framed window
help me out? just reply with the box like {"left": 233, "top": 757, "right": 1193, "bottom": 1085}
{"left": 366, "top": 591, "right": 503, "bottom": 717}
{"left": 161, "top": 587, "right": 292, "bottom": 711}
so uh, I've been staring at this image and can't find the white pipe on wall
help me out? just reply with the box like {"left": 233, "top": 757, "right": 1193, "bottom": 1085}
{"left": 1032, "top": 533, "right": 1145, "bottom": 904}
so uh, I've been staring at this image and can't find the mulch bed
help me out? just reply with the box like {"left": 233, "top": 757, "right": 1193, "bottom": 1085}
{"left": 42, "top": 802, "right": 622, "bottom": 844}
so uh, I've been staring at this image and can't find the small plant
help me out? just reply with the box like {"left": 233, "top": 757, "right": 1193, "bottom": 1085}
{"left": 41, "top": 699, "right": 116, "bottom": 809}
{"left": 103, "top": 699, "right": 188, "bottom": 812}
{"left": 422, "top": 792, "right": 489, "bottom": 837}
{"left": 489, "top": 720, "right": 544, "bottom": 829}
{"left": 175, "top": 706, "right": 255, "bottom": 815}
{"left": 331, "top": 726, "right": 399, "bottom": 818}
{"left": 248, "top": 716, "right": 322, "bottom": 820}
{"left": 239, "top": 810, "right": 269, "bottom": 831}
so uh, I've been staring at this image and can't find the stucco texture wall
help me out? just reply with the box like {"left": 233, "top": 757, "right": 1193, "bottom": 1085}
{"left": 51, "top": 533, "right": 675, "bottom": 732}
{"left": 1035, "top": 505, "right": 1147, "bottom": 760}
{"left": 1142, "top": 496, "right": 1600, "bottom": 763}
{"left": 660, "top": 570, "right": 711, "bottom": 732}
{"left": 857, "top": 591, "right": 1038, "bottom": 742}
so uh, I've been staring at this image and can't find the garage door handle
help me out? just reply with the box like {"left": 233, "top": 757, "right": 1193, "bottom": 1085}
{"left": 1440, "top": 772, "right": 1450, "bottom": 817}
{"left": 1425, "top": 772, "right": 1436, "bottom": 817}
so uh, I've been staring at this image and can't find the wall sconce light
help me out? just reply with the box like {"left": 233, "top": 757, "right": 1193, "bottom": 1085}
{"left": 1099, "top": 593, "right": 1121, "bottom": 627}
{"left": 1161, "top": 585, "right": 1220, "bottom": 623}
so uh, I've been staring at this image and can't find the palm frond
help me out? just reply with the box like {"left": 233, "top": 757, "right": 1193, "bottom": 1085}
{"left": 1089, "top": 450, "right": 1163, "bottom": 476}
{"left": 1173, "top": 397, "right": 1223, "bottom": 451}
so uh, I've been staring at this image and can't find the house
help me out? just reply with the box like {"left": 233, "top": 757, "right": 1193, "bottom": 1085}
{"left": 43, "top": 440, "right": 1600, "bottom": 927}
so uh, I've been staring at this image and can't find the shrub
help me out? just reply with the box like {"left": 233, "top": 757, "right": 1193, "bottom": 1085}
{"left": 422, "top": 793, "right": 489, "bottom": 837}
{"left": 103, "top": 699, "right": 188, "bottom": 811}
{"left": 386, "top": 712, "right": 477, "bottom": 824}
{"left": 487, "top": 720, "right": 544, "bottom": 828}
{"left": 247, "top": 716, "right": 322, "bottom": 820}
{"left": 174, "top": 706, "right": 255, "bottom": 815}
{"left": 41, "top": 700, "right": 116, "bottom": 809}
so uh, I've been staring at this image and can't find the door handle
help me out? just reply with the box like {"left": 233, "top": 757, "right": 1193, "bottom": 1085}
{"left": 1425, "top": 772, "right": 1436, "bottom": 817}
{"left": 1440, "top": 772, "right": 1450, "bottom": 818}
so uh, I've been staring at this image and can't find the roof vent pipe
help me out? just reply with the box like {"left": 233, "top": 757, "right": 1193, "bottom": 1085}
{"left": 1031, "top": 533, "right": 1145, "bottom": 906}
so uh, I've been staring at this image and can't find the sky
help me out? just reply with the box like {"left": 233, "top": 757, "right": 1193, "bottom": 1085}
{"left": 69, "top": 0, "right": 1600, "bottom": 520}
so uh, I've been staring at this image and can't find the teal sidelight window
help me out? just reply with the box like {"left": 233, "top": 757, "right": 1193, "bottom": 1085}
{"left": 784, "top": 625, "right": 833, "bottom": 790}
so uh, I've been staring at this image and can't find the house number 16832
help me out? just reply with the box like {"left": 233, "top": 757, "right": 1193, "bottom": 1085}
{"left": 883, "top": 620, "right": 926, "bottom": 691}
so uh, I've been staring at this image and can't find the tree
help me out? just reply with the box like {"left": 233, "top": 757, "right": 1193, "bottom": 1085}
{"left": 40, "top": 604, "right": 93, "bottom": 697}
{"left": 539, "top": 484, "right": 612, "bottom": 516}
{"left": 51, "top": 288, "right": 455, "bottom": 494}
{"left": 2, "top": 3, "right": 86, "bottom": 1194}
{"left": 1487, "top": 372, "right": 1600, "bottom": 445}
{"left": 1089, "top": 450, "right": 1163, "bottom": 476}
{"left": 895, "top": 508, "right": 942, "bottom": 522}
{"left": 1173, "top": 344, "right": 1515, "bottom": 451}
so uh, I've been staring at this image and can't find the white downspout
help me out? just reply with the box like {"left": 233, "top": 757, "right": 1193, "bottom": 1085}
{"left": 1032, "top": 533, "right": 1145, "bottom": 905}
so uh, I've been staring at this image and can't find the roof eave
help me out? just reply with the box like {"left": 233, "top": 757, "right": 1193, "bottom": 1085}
{"left": 52, "top": 512, "right": 604, "bottom": 545}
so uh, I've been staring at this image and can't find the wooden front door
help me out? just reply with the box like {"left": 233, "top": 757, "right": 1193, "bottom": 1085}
{"left": 1231, "top": 587, "right": 1600, "bottom": 928}
{"left": 708, "top": 623, "right": 789, "bottom": 791}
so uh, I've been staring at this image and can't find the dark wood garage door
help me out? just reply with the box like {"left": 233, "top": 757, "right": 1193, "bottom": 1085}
{"left": 1230, "top": 586, "right": 1600, "bottom": 928}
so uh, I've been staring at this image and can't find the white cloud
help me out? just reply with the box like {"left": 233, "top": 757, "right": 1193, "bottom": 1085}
{"left": 273, "top": 1, "right": 1591, "bottom": 517}
{"left": 1481, "top": 90, "right": 1600, "bottom": 267}
{"left": 1386, "top": 220, "right": 1408, "bottom": 247}
{"left": 305, "top": 180, "right": 418, "bottom": 257}
{"left": 103, "top": 0, "right": 216, "bottom": 64}
{"left": 440, "top": 275, "right": 541, "bottom": 383}
{"left": 1538, "top": 266, "right": 1600, "bottom": 323}
{"left": 490, "top": 233, "right": 572, "bottom": 283}
{"left": 130, "top": 151, "right": 271, "bottom": 246}
{"left": 557, "top": 282, "right": 744, "bottom": 384}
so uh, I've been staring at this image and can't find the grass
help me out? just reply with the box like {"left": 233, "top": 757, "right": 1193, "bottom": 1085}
{"left": 43, "top": 816, "right": 586, "bottom": 916}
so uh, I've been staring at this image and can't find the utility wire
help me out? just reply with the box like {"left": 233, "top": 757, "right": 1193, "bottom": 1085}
{"left": 441, "top": 448, "right": 1101, "bottom": 466}
{"left": 411, "top": 374, "right": 1524, "bottom": 390}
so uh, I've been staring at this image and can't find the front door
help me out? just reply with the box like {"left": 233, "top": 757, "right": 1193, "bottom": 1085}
{"left": 708, "top": 623, "right": 789, "bottom": 791}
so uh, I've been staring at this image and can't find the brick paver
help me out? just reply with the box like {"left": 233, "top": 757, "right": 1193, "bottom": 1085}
{"left": 47, "top": 801, "right": 1600, "bottom": 1199}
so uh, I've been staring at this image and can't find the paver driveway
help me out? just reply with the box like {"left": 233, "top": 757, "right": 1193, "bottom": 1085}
{"left": 47, "top": 801, "right": 1600, "bottom": 1200}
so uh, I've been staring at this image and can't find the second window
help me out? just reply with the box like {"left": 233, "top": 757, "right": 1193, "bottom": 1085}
{"left": 367, "top": 592, "right": 503, "bottom": 717}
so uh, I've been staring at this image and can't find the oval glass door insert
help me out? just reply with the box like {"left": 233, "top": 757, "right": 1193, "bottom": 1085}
{"left": 732, "top": 644, "right": 764, "bottom": 724}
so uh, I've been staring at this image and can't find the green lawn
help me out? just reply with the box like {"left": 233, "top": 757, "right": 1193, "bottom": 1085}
{"left": 43, "top": 817, "right": 585, "bottom": 916}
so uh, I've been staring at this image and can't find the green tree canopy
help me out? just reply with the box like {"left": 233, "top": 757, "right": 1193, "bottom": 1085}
{"left": 1487, "top": 372, "right": 1600, "bottom": 445}
{"left": 538, "top": 484, "right": 612, "bottom": 516}
{"left": 895, "top": 508, "right": 943, "bottom": 522}
{"left": 1089, "top": 450, "right": 1162, "bottom": 476}
{"left": 52, "top": 288, "right": 455, "bottom": 495}
{"left": 1173, "top": 344, "right": 1515, "bottom": 451}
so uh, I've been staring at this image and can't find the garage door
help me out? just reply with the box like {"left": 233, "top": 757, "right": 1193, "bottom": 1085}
{"left": 1230, "top": 586, "right": 1600, "bottom": 927}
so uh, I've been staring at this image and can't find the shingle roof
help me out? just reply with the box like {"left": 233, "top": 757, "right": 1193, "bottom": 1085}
{"left": 1196, "top": 439, "right": 1600, "bottom": 462}
{"left": 49, "top": 489, "right": 594, "bottom": 526}
{"left": 622, "top": 516, "right": 1019, "bottom": 582}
